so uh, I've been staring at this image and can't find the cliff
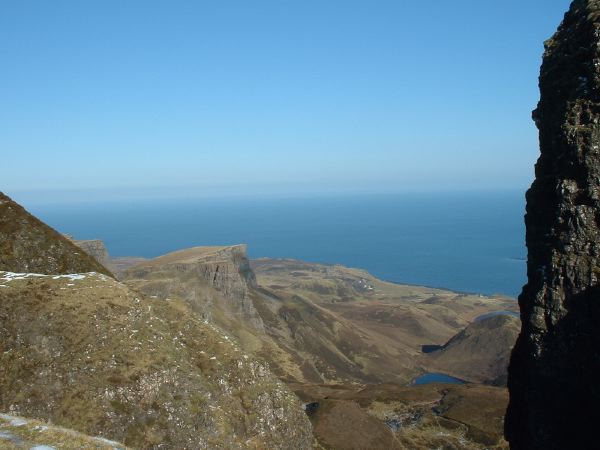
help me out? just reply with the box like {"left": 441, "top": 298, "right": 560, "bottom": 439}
{"left": 65, "top": 236, "right": 111, "bottom": 268}
{"left": 0, "top": 192, "right": 112, "bottom": 277}
{"left": 123, "top": 245, "right": 264, "bottom": 330}
{"left": 506, "top": 1, "right": 600, "bottom": 448}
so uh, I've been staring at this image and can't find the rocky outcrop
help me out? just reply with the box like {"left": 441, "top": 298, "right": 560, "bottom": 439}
{"left": 0, "top": 192, "right": 112, "bottom": 277}
{"left": 123, "top": 245, "right": 264, "bottom": 330}
{"left": 65, "top": 236, "right": 111, "bottom": 268}
{"left": 506, "top": 1, "right": 600, "bottom": 448}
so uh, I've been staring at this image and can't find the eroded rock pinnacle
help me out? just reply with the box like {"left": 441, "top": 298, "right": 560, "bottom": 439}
{"left": 506, "top": 1, "right": 600, "bottom": 448}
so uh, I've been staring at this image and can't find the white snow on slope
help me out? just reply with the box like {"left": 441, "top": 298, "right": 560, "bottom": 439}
{"left": 0, "top": 272, "right": 106, "bottom": 283}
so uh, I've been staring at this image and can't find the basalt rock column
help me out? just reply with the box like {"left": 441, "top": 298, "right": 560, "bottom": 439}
{"left": 506, "top": 1, "right": 600, "bottom": 449}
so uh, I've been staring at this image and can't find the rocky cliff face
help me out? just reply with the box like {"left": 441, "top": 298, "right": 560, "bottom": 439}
{"left": 123, "top": 245, "right": 264, "bottom": 330}
{"left": 66, "top": 236, "right": 111, "bottom": 268}
{"left": 0, "top": 192, "right": 112, "bottom": 277}
{"left": 506, "top": 1, "right": 600, "bottom": 448}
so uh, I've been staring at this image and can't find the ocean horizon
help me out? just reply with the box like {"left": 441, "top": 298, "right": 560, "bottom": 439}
{"left": 26, "top": 190, "right": 527, "bottom": 298}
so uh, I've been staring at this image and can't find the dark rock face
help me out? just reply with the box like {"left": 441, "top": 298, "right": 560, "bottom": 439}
{"left": 506, "top": 1, "right": 600, "bottom": 448}
{"left": 0, "top": 192, "right": 112, "bottom": 276}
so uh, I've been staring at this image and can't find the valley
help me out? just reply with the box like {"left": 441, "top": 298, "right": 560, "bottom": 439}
{"left": 0, "top": 191, "right": 520, "bottom": 449}
{"left": 116, "top": 243, "right": 519, "bottom": 448}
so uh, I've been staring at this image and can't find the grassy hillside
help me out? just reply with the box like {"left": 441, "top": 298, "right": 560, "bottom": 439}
{"left": 0, "top": 192, "right": 112, "bottom": 276}
{"left": 123, "top": 253, "right": 517, "bottom": 387}
{"left": 292, "top": 382, "right": 509, "bottom": 450}
{"left": 250, "top": 258, "right": 518, "bottom": 384}
{"left": 0, "top": 271, "right": 312, "bottom": 449}
{"left": 426, "top": 314, "right": 520, "bottom": 384}
{"left": 121, "top": 248, "right": 518, "bottom": 448}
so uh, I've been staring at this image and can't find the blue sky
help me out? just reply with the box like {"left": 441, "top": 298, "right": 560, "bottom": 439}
{"left": 1, "top": 0, "right": 571, "bottom": 201}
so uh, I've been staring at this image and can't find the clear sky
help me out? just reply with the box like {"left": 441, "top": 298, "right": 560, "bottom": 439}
{"left": 1, "top": 0, "right": 571, "bottom": 201}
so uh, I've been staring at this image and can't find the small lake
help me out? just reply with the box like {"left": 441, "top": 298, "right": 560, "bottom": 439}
{"left": 412, "top": 373, "right": 466, "bottom": 385}
{"left": 474, "top": 310, "right": 520, "bottom": 322}
{"left": 421, "top": 344, "right": 443, "bottom": 354}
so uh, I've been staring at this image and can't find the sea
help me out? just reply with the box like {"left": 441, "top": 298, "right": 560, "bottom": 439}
{"left": 28, "top": 190, "right": 527, "bottom": 298}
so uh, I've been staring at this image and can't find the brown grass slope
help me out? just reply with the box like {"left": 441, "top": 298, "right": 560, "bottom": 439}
{"left": 292, "top": 382, "right": 509, "bottom": 450}
{"left": 123, "top": 251, "right": 518, "bottom": 386}
{"left": 0, "top": 272, "right": 312, "bottom": 449}
{"left": 426, "top": 314, "right": 520, "bottom": 385}
{"left": 251, "top": 258, "right": 518, "bottom": 384}
{"left": 124, "top": 251, "right": 516, "bottom": 448}
{"left": 0, "top": 413, "right": 129, "bottom": 449}
{"left": 0, "top": 192, "right": 112, "bottom": 276}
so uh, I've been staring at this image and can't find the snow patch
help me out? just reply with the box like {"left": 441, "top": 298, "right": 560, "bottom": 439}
{"left": 0, "top": 272, "right": 45, "bottom": 282}
{"left": 95, "top": 436, "right": 123, "bottom": 447}
{"left": 0, "top": 431, "right": 14, "bottom": 440}
{"left": 8, "top": 418, "right": 27, "bottom": 427}
{"left": 31, "top": 446, "right": 56, "bottom": 450}
{"left": 0, "top": 271, "right": 105, "bottom": 283}
{"left": 52, "top": 274, "right": 88, "bottom": 281}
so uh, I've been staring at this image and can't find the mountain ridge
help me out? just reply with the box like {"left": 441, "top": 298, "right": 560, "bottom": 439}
{"left": 0, "top": 192, "right": 112, "bottom": 277}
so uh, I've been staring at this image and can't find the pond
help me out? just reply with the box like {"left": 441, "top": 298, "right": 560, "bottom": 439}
{"left": 412, "top": 373, "right": 466, "bottom": 385}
